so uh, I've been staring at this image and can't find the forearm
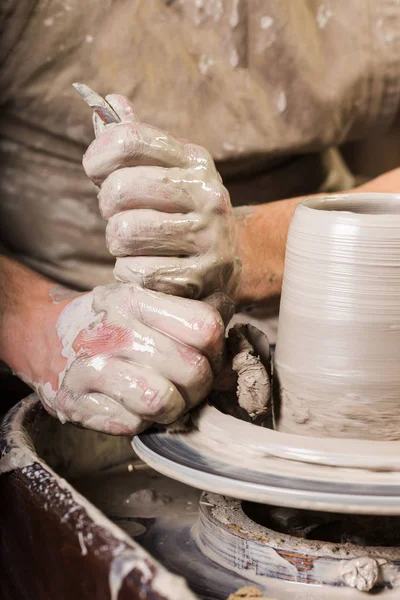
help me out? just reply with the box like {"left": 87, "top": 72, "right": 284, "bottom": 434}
{"left": 234, "top": 196, "right": 305, "bottom": 306}
{"left": 235, "top": 168, "right": 400, "bottom": 306}
{"left": 0, "top": 256, "right": 63, "bottom": 383}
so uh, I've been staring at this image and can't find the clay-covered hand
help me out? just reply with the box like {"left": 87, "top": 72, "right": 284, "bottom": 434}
{"left": 36, "top": 283, "right": 226, "bottom": 434}
{"left": 82, "top": 95, "right": 240, "bottom": 300}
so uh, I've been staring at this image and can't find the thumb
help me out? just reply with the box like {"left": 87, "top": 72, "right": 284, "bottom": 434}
{"left": 202, "top": 292, "right": 234, "bottom": 375}
{"left": 93, "top": 94, "right": 138, "bottom": 138}
{"left": 203, "top": 292, "right": 235, "bottom": 328}
{"left": 106, "top": 94, "right": 138, "bottom": 122}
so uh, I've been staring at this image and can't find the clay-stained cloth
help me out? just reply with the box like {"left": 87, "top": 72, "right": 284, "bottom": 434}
{"left": 0, "top": 0, "right": 400, "bottom": 290}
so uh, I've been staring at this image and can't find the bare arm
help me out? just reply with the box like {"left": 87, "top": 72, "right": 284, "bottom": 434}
{"left": 234, "top": 168, "right": 400, "bottom": 306}
{"left": 0, "top": 255, "right": 65, "bottom": 387}
{"left": 234, "top": 197, "right": 302, "bottom": 306}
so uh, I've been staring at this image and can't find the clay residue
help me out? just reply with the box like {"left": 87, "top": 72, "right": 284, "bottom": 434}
{"left": 196, "top": 492, "right": 400, "bottom": 593}
{"left": 49, "top": 285, "right": 81, "bottom": 304}
{"left": 232, "top": 205, "right": 255, "bottom": 223}
{"left": 156, "top": 404, "right": 400, "bottom": 515}
{"left": 228, "top": 324, "right": 271, "bottom": 418}
{"left": 124, "top": 488, "right": 172, "bottom": 518}
{"left": 192, "top": 403, "right": 400, "bottom": 472}
{"left": 165, "top": 323, "right": 272, "bottom": 428}
{"left": 165, "top": 414, "right": 192, "bottom": 434}
{"left": 82, "top": 94, "right": 241, "bottom": 301}
{"left": 340, "top": 557, "right": 379, "bottom": 592}
{"left": 227, "top": 586, "right": 277, "bottom": 599}
{"left": 210, "top": 324, "right": 272, "bottom": 424}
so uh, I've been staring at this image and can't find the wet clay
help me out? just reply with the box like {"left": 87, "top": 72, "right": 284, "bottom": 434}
{"left": 228, "top": 324, "right": 271, "bottom": 418}
{"left": 274, "top": 193, "right": 400, "bottom": 441}
{"left": 195, "top": 492, "right": 400, "bottom": 592}
{"left": 134, "top": 405, "right": 400, "bottom": 514}
{"left": 29, "top": 91, "right": 242, "bottom": 436}
{"left": 193, "top": 405, "right": 400, "bottom": 472}
{"left": 49, "top": 285, "right": 81, "bottom": 304}
{"left": 210, "top": 324, "right": 272, "bottom": 422}
{"left": 228, "top": 587, "right": 277, "bottom": 599}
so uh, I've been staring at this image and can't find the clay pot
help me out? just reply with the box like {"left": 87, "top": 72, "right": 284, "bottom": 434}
{"left": 274, "top": 193, "right": 400, "bottom": 441}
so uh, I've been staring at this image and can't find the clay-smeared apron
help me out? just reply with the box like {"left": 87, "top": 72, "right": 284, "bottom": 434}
{"left": 1, "top": 0, "right": 400, "bottom": 342}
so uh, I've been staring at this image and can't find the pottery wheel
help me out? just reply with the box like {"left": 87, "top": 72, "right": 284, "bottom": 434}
{"left": 72, "top": 460, "right": 400, "bottom": 599}
{"left": 133, "top": 405, "right": 400, "bottom": 515}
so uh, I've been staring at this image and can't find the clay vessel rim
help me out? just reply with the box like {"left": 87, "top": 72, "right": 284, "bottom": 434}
{"left": 300, "top": 192, "right": 400, "bottom": 219}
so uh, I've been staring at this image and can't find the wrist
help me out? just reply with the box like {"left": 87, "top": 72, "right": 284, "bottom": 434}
{"left": 1, "top": 285, "right": 52, "bottom": 385}
{"left": 233, "top": 204, "right": 287, "bottom": 306}
{"left": 0, "top": 258, "right": 69, "bottom": 387}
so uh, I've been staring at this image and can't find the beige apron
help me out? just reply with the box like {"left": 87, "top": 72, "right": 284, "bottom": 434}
{"left": 1, "top": 0, "right": 400, "bottom": 340}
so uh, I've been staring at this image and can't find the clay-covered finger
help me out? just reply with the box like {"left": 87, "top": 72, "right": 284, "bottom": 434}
{"left": 118, "top": 323, "right": 213, "bottom": 409}
{"left": 84, "top": 357, "right": 187, "bottom": 424}
{"left": 114, "top": 255, "right": 205, "bottom": 298}
{"left": 106, "top": 94, "right": 138, "bottom": 121}
{"left": 55, "top": 385, "right": 148, "bottom": 435}
{"left": 106, "top": 209, "right": 203, "bottom": 257}
{"left": 114, "top": 255, "right": 235, "bottom": 301}
{"left": 91, "top": 340, "right": 211, "bottom": 412}
{"left": 60, "top": 355, "right": 186, "bottom": 428}
{"left": 77, "top": 321, "right": 214, "bottom": 410}
{"left": 98, "top": 166, "right": 193, "bottom": 219}
{"left": 83, "top": 121, "right": 188, "bottom": 185}
{"left": 92, "top": 284, "right": 226, "bottom": 372}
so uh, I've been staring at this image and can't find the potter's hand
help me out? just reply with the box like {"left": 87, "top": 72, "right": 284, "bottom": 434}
{"left": 82, "top": 95, "right": 240, "bottom": 300}
{"left": 34, "top": 282, "right": 226, "bottom": 435}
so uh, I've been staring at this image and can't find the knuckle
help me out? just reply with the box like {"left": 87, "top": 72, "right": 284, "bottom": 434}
{"left": 177, "top": 349, "right": 213, "bottom": 407}
{"left": 53, "top": 386, "right": 76, "bottom": 421}
{"left": 106, "top": 216, "right": 127, "bottom": 256}
{"left": 211, "top": 182, "right": 231, "bottom": 214}
{"left": 188, "top": 352, "right": 212, "bottom": 386}
{"left": 121, "top": 123, "right": 142, "bottom": 158}
{"left": 99, "top": 171, "right": 125, "bottom": 219}
{"left": 200, "top": 306, "right": 225, "bottom": 347}
{"left": 97, "top": 187, "right": 109, "bottom": 219}
{"left": 147, "top": 382, "right": 181, "bottom": 418}
{"left": 186, "top": 143, "right": 213, "bottom": 169}
{"left": 113, "top": 258, "right": 143, "bottom": 285}
{"left": 82, "top": 147, "right": 94, "bottom": 177}
{"left": 92, "top": 281, "right": 139, "bottom": 316}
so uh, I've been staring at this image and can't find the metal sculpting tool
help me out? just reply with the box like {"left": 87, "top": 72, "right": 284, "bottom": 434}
{"left": 72, "top": 82, "right": 121, "bottom": 125}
